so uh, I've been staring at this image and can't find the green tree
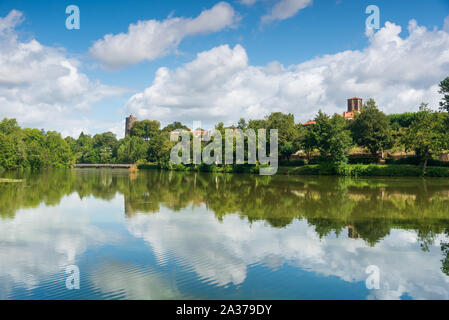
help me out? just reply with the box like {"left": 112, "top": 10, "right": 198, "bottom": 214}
{"left": 117, "top": 136, "right": 149, "bottom": 163}
{"left": 130, "top": 120, "right": 161, "bottom": 140}
{"left": 328, "top": 115, "right": 353, "bottom": 167}
{"left": 237, "top": 118, "right": 247, "bottom": 130}
{"left": 148, "top": 132, "right": 173, "bottom": 163}
{"left": 162, "top": 122, "right": 190, "bottom": 132}
{"left": 313, "top": 111, "right": 352, "bottom": 170}
{"left": 439, "top": 77, "right": 449, "bottom": 112}
{"left": 403, "top": 106, "right": 445, "bottom": 173}
{"left": 23, "top": 128, "right": 47, "bottom": 169}
{"left": 0, "top": 120, "right": 27, "bottom": 169}
{"left": 93, "top": 132, "right": 118, "bottom": 163}
{"left": 350, "top": 99, "right": 393, "bottom": 158}
{"left": 247, "top": 119, "right": 267, "bottom": 131}
{"left": 0, "top": 132, "right": 19, "bottom": 170}
{"left": 266, "top": 112, "right": 298, "bottom": 160}
{"left": 76, "top": 132, "right": 99, "bottom": 164}
{"left": 389, "top": 112, "right": 418, "bottom": 130}
{"left": 300, "top": 125, "right": 317, "bottom": 162}
{"left": 312, "top": 111, "right": 332, "bottom": 158}
{"left": 45, "top": 131, "right": 73, "bottom": 167}
{"left": 0, "top": 118, "right": 20, "bottom": 135}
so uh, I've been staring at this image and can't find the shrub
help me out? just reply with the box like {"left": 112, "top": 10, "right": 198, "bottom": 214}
{"left": 198, "top": 163, "right": 223, "bottom": 172}
{"left": 425, "top": 167, "right": 449, "bottom": 177}
{"left": 348, "top": 156, "right": 379, "bottom": 164}
{"left": 386, "top": 156, "right": 449, "bottom": 167}
{"left": 291, "top": 165, "right": 320, "bottom": 175}
{"left": 385, "top": 156, "right": 421, "bottom": 165}
{"left": 285, "top": 164, "right": 449, "bottom": 177}
{"left": 318, "top": 161, "right": 336, "bottom": 175}
{"left": 279, "top": 159, "right": 306, "bottom": 167}
{"left": 347, "top": 164, "right": 422, "bottom": 177}
{"left": 137, "top": 163, "right": 159, "bottom": 170}
{"left": 172, "top": 163, "right": 188, "bottom": 171}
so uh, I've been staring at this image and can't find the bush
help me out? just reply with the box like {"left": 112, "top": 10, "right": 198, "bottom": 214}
{"left": 425, "top": 167, "right": 449, "bottom": 177}
{"left": 172, "top": 163, "right": 188, "bottom": 171}
{"left": 342, "top": 164, "right": 449, "bottom": 177}
{"left": 279, "top": 159, "right": 306, "bottom": 167}
{"left": 138, "top": 161, "right": 449, "bottom": 178}
{"left": 198, "top": 163, "right": 228, "bottom": 172}
{"left": 346, "top": 164, "right": 422, "bottom": 177}
{"left": 285, "top": 164, "right": 449, "bottom": 177}
{"left": 291, "top": 165, "right": 320, "bottom": 175}
{"left": 223, "top": 165, "right": 234, "bottom": 173}
{"left": 386, "top": 156, "right": 449, "bottom": 167}
{"left": 318, "top": 161, "right": 337, "bottom": 175}
{"left": 307, "top": 157, "right": 320, "bottom": 165}
{"left": 348, "top": 155, "right": 379, "bottom": 164}
{"left": 137, "top": 163, "right": 159, "bottom": 170}
{"left": 385, "top": 156, "right": 421, "bottom": 165}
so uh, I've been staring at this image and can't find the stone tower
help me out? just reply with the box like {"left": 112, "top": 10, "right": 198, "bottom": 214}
{"left": 347, "top": 97, "right": 363, "bottom": 112}
{"left": 125, "top": 114, "right": 138, "bottom": 137}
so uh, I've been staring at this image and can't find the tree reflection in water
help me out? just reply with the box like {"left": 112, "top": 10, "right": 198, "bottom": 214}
{"left": 2, "top": 168, "right": 449, "bottom": 272}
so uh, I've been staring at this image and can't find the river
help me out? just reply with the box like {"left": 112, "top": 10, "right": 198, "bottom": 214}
{"left": 1, "top": 168, "right": 449, "bottom": 299}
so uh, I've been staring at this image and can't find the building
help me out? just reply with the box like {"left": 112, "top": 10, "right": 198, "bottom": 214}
{"left": 347, "top": 97, "right": 363, "bottom": 112}
{"left": 169, "top": 129, "right": 210, "bottom": 137}
{"left": 125, "top": 114, "right": 138, "bottom": 137}
{"left": 346, "top": 225, "right": 360, "bottom": 240}
{"left": 301, "top": 97, "right": 363, "bottom": 125}
{"left": 302, "top": 120, "right": 316, "bottom": 126}
{"left": 342, "top": 97, "right": 363, "bottom": 120}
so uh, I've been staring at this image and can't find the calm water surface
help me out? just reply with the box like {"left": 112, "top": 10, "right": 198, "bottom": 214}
{"left": 1, "top": 168, "right": 449, "bottom": 300}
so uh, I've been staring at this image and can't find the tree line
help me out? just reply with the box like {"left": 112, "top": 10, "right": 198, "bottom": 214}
{"left": 1, "top": 77, "right": 448, "bottom": 173}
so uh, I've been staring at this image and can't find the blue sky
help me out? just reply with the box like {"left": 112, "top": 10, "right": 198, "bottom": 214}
{"left": 0, "top": 0, "right": 448, "bottom": 137}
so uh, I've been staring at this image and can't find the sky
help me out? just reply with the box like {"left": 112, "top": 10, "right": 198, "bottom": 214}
{"left": 0, "top": 0, "right": 448, "bottom": 138}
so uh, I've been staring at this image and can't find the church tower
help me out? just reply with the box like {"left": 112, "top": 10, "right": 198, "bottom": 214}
{"left": 347, "top": 97, "right": 363, "bottom": 112}
{"left": 125, "top": 114, "right": 137, "bottom": 137}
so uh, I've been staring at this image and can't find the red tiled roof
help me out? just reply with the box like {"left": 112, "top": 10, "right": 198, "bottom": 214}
{"left": 170, "top": 130, "right": 209, "bottom": 135}
{"left": 302, "top": 120, "right": 316, "bottom": 126}
{"left": 342, "top": 111, "right": 355, "bottom": 119}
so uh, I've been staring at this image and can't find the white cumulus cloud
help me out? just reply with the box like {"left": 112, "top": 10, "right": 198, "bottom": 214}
{"left": 125, "top": 18, "right": 449, "bottom": 127}
{"left": 90, "top": 2, "right": 238, "bottom": 70}
{"left": 261, "top": 0, "right": 313, "bottom": 24}
{"left": 239, "top": 0, "right": 259, "bottom": 5}
{"left": 239, "top": 0, "right": 313, "bottom": 23}
{"left": 0, "top": 10, "right": 127, "bottom": 137}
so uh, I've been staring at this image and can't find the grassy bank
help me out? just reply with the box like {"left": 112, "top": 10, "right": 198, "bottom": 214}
{"left": 0, "top": 178, "right": 23, "bottom": 183}
{"left": 138, "top": 163, "right": 449, "bottom": 177}
{"left": 138, "top": 163, "right": 261, "bottom": 174}
{"left": 279, "top": 164, "right": 449, "bottom": 177}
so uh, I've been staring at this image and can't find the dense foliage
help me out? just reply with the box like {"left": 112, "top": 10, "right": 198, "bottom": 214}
{"left": 0, "top": 119, "right": 73, "bottom": 170}
{"left": 1, "top": 77, "right": 448, "bottom": 175}
{"left": 349, "top": 98, "right": 394, "bottom": 157}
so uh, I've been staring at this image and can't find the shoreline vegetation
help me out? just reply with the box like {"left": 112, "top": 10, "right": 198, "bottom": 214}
{"left": 136, "top": 162, "right": 449, "bottom": 177}
{"left": 1, "top": 77, "right": 449, "bottom": 178}
{"left": 0, "top": 178, "right": 23, "bottom": 183}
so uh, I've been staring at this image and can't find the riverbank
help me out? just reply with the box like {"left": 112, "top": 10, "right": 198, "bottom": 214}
{"left": 278, "top": 164, "right": 449, "bottom": 177}
{"left": 137, "top": 163, "right": 449, "bottom": 177}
